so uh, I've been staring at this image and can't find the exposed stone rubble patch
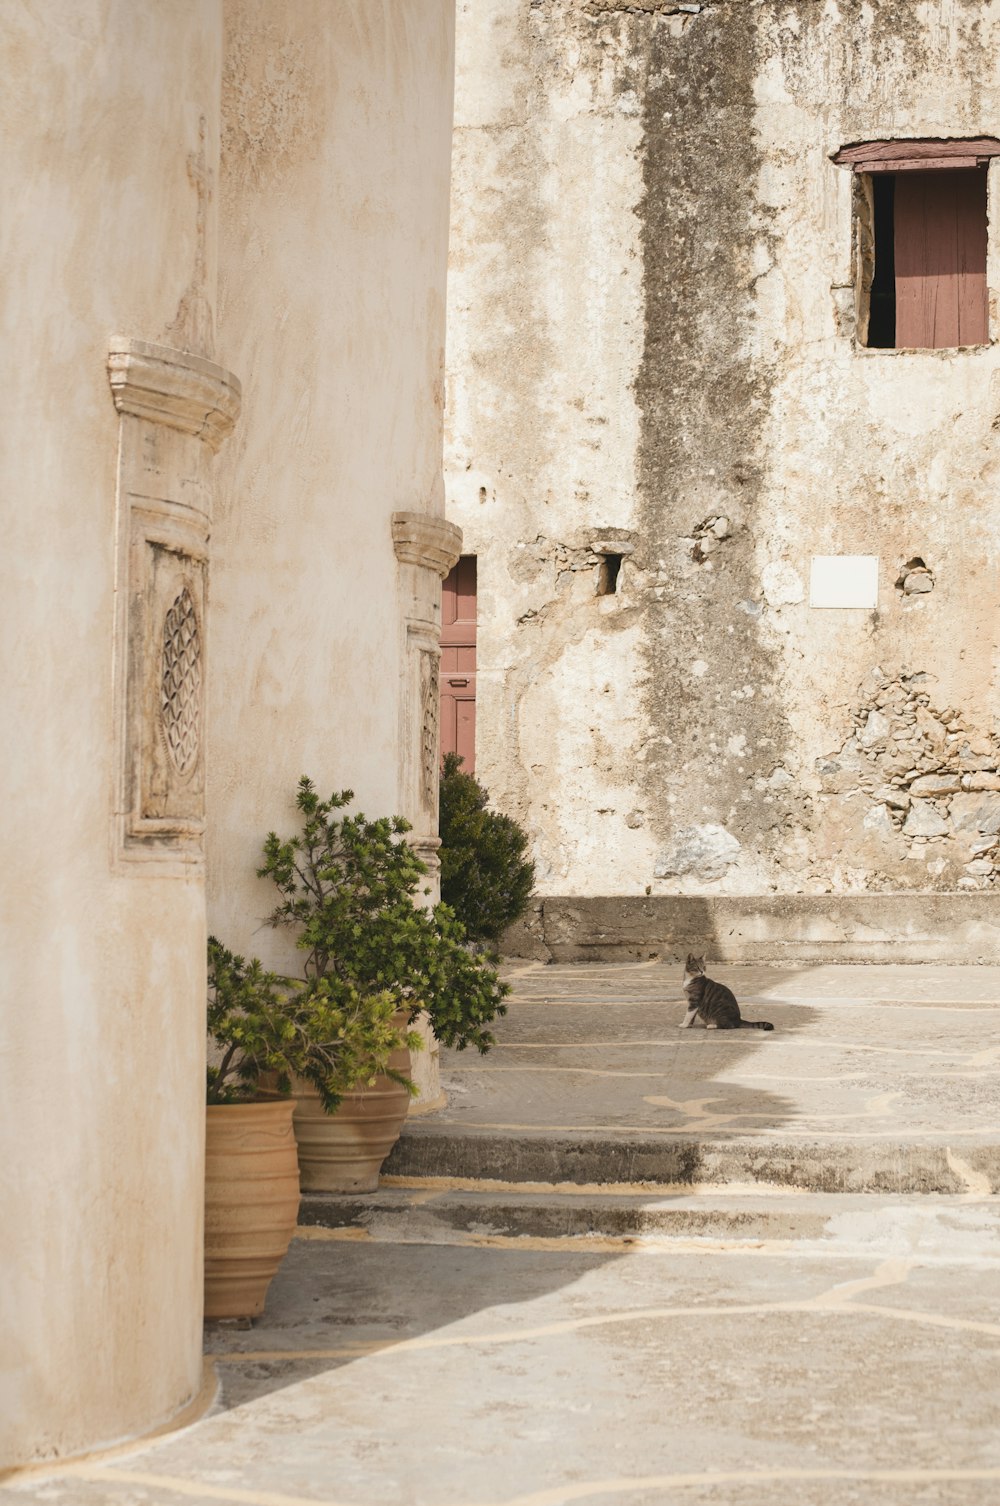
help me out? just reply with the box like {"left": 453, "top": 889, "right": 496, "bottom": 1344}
{"left": 654, "top": 822, "right": 741, "bottom": 882}
{"left": 512, "top": 529, "right": 639, "bottom": 621}
{"left": 688, "top": 513, "right": 731, "bottom": 564}
{"left": 579, "top": 1, "right": 709, "bottom": 17}
{"left": 895, "top": 557, "right": 935, "bottom": 597}
{"left": 817, "top": 669, "right": 1000, "bottom": 890}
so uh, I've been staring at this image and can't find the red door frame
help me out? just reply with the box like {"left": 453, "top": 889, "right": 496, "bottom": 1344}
{"left": 441, "top": 556, "right": 476, "bottom": 772}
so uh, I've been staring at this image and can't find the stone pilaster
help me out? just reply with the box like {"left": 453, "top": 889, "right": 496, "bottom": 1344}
{"left": 392, "top": 509, "right": 462, "bottom": 1109}
{"left": 108, "top": 338, "right": 240, "bottom": 872}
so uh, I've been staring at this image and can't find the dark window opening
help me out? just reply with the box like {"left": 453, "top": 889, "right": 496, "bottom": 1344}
{"left": 596, "top": 554, "right": 622, "bottom": 596}
{"left": 867, "top": 174, "right": 896, "bottom": 348}
{"left": 863, "top": 167, "right": 988, "bottom": 349}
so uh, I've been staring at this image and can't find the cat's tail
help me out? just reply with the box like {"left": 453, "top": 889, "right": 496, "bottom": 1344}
{"left": 740, "top": 1019, "right": 774, "bottom": 1031}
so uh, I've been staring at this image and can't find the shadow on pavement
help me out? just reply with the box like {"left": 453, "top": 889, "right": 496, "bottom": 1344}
{"left": 204, "top": 910, "right": 820, "bottom": 1415}
{"left": 204, "top": 1235, "right": 624, "bottom": 1412}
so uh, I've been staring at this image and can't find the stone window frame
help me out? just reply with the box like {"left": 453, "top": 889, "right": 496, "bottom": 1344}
{"left": 832, "top": 137, "right": 1000, "bottom": 353}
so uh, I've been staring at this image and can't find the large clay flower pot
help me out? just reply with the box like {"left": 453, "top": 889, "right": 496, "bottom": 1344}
{"left": 204, "top": 1099, "right": 301, "bottom": 1320}
{"left": 291, "top": 1034, "right": 412, "bottom": 1193}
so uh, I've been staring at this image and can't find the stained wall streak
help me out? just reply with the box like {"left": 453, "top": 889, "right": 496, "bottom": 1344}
{"left": 633, "top": 2, "right": 797, "bottom": 888}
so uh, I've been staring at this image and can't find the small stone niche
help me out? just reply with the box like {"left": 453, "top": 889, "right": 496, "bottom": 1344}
{"left": 596, "top": 553, "right": 622, "bottom": 595}
{"left": 589, "top": 530, "right": 636, "bottom": 595}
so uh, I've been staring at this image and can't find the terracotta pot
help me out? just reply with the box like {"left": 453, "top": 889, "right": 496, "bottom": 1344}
{"left": 292, "top": 1034, "right": 412, "bottom": 1193}
{"left": 204, "top": 1099, "right": 301, "bottom": 1320}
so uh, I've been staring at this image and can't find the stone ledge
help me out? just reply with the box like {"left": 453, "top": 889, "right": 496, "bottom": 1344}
{"left": 107, "top": 337, "right": 241, "bottom": 450}
{"left": 298, "top": 1187, "right": 998, "bottom": 1239}
{"left": 382, "top": 1128, "right": 1000, "bottom": 1195}
{"left": 391, "top": 511, "right": 463, "bottom": 576}
{"left": 503, "top": 893, "right": 1000, "bottom": 963}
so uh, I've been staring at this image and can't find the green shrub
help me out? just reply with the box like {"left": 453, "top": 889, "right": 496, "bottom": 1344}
{"left": 439, "top": 753, "right": 535, "bottom": 945}
{"left": 206, "top": 939, "right": 413, "bottom": 1108}
{"left": 258, "top": 777, "right": 508, "bottom": 1054}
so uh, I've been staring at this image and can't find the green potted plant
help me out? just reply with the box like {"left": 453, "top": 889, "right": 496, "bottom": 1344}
{"left": 204, "top": 939, "right": 414, "bottom": 1318}
{"left": 254, "top": 777, "right": 510, "bottom": 1191}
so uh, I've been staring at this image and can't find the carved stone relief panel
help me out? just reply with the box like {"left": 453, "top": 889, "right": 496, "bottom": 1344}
{"left": 161, "top": 586, "right": 202, "bottom": 780}
{"left": 121, "top": 503, "right": 208, "bottom": 859}
{"left": 420, "top": 645, "right": 440, "bottom": 808}
{"left": 392, "top": 512, "right": 462, "bottom": 1108}
{"left": 109, "top": 339, "right": 239, "bottom": 871}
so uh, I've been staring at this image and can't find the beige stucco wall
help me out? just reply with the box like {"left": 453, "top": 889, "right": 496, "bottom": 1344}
{"left": 209, "top": 0, "right": 456, "bottom": 1090}
{"left": 0, "top": 1, "right": 224, "bottom": 1467}
{"left": 3, "top": 0, "right": 457, "bottom": 1469}
{"left": 446, "top": 0, "right": 1000, "bottom": 924}
{"left": 1, "top": 0, "right": 457, "bottom": 1468}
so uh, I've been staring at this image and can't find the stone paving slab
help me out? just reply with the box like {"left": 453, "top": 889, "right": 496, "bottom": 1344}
{"left": 9, "top": 1211, "right": 1000, "bottom": 1506}
{"left": 385, "top": 963, "right": 1000, "bottom": 1192}
{"left": 6, "top": 963, "right": 1000, "bottom": 1505}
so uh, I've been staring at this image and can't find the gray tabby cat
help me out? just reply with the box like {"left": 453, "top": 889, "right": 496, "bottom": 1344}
{"left": 680, "top": 954, "right": 774, "bottom": 1031}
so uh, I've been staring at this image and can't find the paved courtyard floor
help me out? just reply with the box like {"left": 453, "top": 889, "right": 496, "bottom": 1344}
{"left": 4, "top": 963, "right": 1000, "bottom": 1506}
{"left": 389, "top": 959, "right": 1000, "bottom": 1190}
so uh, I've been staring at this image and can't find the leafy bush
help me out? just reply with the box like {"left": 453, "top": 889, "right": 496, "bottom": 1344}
{"left": 258, "top": 777, "right": 508, "bottom": 1054}
{"left": 206, "top": 939, "right": 414, "bottom": 1108}
{"left": 439, "top": 753, "right": 535, "bottom": 945}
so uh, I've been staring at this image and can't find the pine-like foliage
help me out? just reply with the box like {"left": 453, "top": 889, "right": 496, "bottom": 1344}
{"left": 439, "top": 753, "right": 535, "bottom": 945}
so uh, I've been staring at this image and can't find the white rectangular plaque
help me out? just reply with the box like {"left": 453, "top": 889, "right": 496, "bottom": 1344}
{"left": 809, "top": 555, "right": 879, "bottom": 609}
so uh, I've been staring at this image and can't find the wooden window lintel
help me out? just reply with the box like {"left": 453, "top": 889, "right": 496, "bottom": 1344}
{"left": 834, "top": 137, "right": 1000, "bottom": 172}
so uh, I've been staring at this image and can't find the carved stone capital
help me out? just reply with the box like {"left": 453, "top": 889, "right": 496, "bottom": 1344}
{"left": 108, "top": 338, "right": 241, "bottom": 451}
{"left": 406, "top": 833, "right": 442, "bottom": 908}
{"left": 407, "top": 833, "right": 442, "bottom": 862}
{"left": 391, "top": 511, "right": 463, "bottom": 577}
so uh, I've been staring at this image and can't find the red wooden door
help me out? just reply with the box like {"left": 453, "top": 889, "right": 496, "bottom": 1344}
{"left": 441, "top": 556, "right": 477, "bottom": 772}
{"left": 894, "top": 169, "right": 988, "bottom": 347}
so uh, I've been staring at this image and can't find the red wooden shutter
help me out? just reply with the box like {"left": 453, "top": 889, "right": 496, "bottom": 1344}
{"left": 894, "top": 169, "right": 988, "bottom": 348}
{"left": 440, "top": 556, "right": 477, "bottom": 772}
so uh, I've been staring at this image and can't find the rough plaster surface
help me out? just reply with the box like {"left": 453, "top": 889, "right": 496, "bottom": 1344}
{"left": 445, "top": 0, "right": 1000, "bottom": 920}
{"left": 211, "top": 0, "right": 455, "bottom": 1110}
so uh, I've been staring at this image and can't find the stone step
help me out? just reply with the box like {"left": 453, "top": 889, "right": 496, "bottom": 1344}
{"left": 299, "top": 1183, "right": 1000, "bottom": 1256}
{"left": 381, "top": 1127, "right": 1000, "bottom": 1196}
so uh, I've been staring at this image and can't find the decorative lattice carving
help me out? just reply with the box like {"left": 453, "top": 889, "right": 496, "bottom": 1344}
{"left": 420, "top": 649, "right": 440, "bottom": 806}
{"left": 161, "top": 587, "right": 202, "bottom": 776}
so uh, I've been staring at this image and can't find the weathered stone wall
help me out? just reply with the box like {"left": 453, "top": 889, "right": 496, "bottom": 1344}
{"left": 446, "top": 0, "right": 1000, "bottom": 940}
